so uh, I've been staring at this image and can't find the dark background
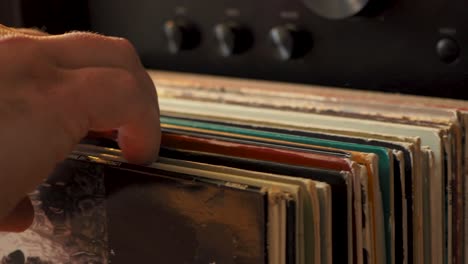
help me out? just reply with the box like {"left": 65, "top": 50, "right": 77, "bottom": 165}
{"left": 1, "top": 0, "right": 467, "bottom": 99}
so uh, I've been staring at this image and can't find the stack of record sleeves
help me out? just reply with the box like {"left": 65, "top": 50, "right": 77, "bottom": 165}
{"left": 1, "top": 70, "right": 468, "bottom": 264}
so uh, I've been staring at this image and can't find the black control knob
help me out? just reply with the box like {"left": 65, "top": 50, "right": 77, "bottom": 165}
{"left": 163, "top": 20, "right": 201, "bottom": 54}
{"left": 436, "top": 37, "right": 460, "bottom": 64}
{"left": 214, "top": 22, "right": 253, "bottom": 57}
{"left": 269, "top": 24, "right": 312, "bottom": 60}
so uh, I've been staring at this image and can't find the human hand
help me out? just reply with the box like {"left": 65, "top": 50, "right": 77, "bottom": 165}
{"left": 0, "top": 25, "right": 161, "bottom": 226}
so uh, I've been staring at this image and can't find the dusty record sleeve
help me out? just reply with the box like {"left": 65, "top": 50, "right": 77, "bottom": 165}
{"left": 0, "top": 151, "right": 271, "bottom": 264}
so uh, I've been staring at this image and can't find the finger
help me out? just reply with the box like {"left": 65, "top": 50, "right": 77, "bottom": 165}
{"left": 118, "top": 103, "right": 161, "bottom": 164}
{"left": 60, "top": 67, "right": 160, "bottom": 163}
{"left": 41, "top": 32, "right": 142, "bottom": 69}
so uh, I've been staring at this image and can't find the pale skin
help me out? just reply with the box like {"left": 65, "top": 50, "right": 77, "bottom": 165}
{"left": 0, "top": 25, "right": 161, "bottom": 222}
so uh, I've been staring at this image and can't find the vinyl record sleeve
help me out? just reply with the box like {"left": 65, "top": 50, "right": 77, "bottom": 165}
{"left": 347, "top": 97, "right": 468, "bottom": 264}
{"left": 316, "top": 182, "right": 333, "bottom": 264}
{"left": 1, "top": 150, "right": 296, "bottom": 264}
{"left": 78, "top": 138, "right": 353, "bottom": 264}
{"left": 158, "top": 126, "right": 371, "bottom": 264}
{"left": 246, "top": 125, "right": 415, "bottom": 264}
{"left": 159, "top": 122, "right": 386, "bottom": 264}
{"left": 421, "top": 147, "right": 435, "bottom": 264}
{"left": 74, "top": 150, "right": 303, "bottom": 263}
{"left": 179, "top": 122, "right": 411, "bottom": 264}
{"left": 177, "top": 157, "right": 357, "bottom": 264}
{"left": 161, "top": 118, "right": 413, "bottom": 264}
{"left": 157, "top": 157, "right": 323, "bottom": 264}
{"left": 82, "top": 125, "right": 376, "bottom": 262}
{"left": 153, "top": 146, "right": 353, "bottom": 264}
{"left": 286, "top": 195, "right": 298, "bottom": 264}
{"left": 159, "top": 114, "right": 389, "bottom": 264}
{"left": 102, "top": 162, "right": 277, "bottom": 264}
{"left": 152, "top": 69, "right": 465, "bottom": 264}
{"left": 158, "top": 97, "right": 452, "bottom": 264}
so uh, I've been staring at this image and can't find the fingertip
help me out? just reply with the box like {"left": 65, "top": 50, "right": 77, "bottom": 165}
{"left": 117, "top": 118, "right": 161, "bottom": 165}
{"left": 118, "top": 133, "right": 161, "bottom": 165}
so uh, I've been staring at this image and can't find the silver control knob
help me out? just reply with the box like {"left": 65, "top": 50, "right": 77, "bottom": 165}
{"left": 302, "top": 0, "right": 372, "bottom": 19}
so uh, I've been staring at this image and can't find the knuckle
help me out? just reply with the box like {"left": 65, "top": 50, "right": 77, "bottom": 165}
{"left": 64, "top": 32, "right": 141, "bottom": 66}
{"left": 2, "top": 38, "right": 59, "bottom": 88}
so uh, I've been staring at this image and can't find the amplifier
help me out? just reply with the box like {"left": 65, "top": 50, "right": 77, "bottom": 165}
{"left": 85, "top": 0, "right": 468, "bottom": 99}
{"left": 1, "top": 0, "right": 468, "bottom": 99}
